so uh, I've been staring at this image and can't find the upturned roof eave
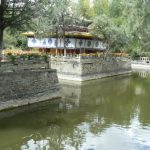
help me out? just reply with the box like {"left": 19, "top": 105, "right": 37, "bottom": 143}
{"left": 22, "top": 31, "right": 104, "bottom": 40}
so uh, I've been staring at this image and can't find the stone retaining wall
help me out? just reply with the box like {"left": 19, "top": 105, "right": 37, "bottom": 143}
{"left": 0, "top": 60, "right": 49, "bottom": 72}
{"left": 131, "top": 58, "right": 150, "bottom": 70}
{"left": 51, "top": 56, "right": 131, "bottom": 81}
{"left": 0, "top": 69, "right": 60, "bottom": 111}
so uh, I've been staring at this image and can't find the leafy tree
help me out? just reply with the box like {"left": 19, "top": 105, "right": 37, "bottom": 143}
{"left": 1, "top": 0, "right": 150, "bottom": 58}
{"left": 3, "top": 29, "right": 17, "bottom": 49}
{"left": 3, "top": 28, "right": 28, "bottom": 50}
{"left": 0, "top": 0, "right": 38, "bottom": 55}
{"left": 91, "top": 0, "right": 150, "bottom": 56}
{"left": 110, "top": 0, "right": 124, "bottom": 18}
{"left": 77, "top": 0, "right": 94, "bottom": 19}
{"left": 34, "top": 0, "right": 84, "bottom": 54}
{"left": 89, "top": 15, "right": 128, "bottom": 52}
{"left": 93, "top": 0, "right": 110, "bottom": 16}
{"left": 120, "top": 0, "right": 150, "bottom": 56}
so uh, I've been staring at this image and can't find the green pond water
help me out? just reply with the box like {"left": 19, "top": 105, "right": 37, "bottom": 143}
{"left": 0, "top": 71, "right": 150, "bottom": 150}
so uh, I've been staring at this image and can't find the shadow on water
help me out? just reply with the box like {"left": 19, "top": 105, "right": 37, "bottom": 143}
{"left": 0, "top": 73, "right": 150, "bottom": 149}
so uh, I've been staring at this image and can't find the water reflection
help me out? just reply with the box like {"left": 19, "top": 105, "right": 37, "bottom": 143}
{"left": 0, "top": 74, "right": 150, "bottom": 150}
{"left": 133, "top": 69, "right": 150, "bottom": 78}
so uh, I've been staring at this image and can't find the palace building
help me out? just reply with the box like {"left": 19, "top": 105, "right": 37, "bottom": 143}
{"left": 23, "top": 26, "right": 131, "bottom": 82}
{"left": 23, "top": 26, "right": 106, "bottom": 55}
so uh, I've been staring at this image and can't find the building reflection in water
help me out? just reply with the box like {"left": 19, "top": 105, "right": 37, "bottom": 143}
{"left": 0, "top": 73, "right": 150, "bottom": 150}
{"left": 133, "top": 69, "right": 150, "bottom": 78}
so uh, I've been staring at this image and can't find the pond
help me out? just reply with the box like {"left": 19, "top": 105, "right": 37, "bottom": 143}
{"left": 0, "top": 72, "right": 150, "bottom": 150}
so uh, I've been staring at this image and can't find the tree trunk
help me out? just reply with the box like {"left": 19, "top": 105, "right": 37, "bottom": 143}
{"left": 0, "top": 28, "right": 4, "bottom": 62}
{"left": 0, "top": 28, "right": 4, "bottom": 51}
{"left": 63, "top": 30, "right": 66, "bottom": 56}
{"left": 0, "top": 0, "right": 4, "bottom": 52}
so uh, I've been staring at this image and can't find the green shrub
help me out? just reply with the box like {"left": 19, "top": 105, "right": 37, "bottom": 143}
{"left": 42, "top": 55, "right": 48, "bottom": 62}
{"left": 9, "top": 55, "right": 17, "bottom": 64}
